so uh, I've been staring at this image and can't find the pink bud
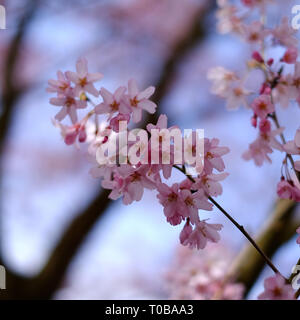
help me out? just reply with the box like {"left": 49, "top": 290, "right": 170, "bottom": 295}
{"left": 251, "top": 114, "right": 257, "bottom": 128}
{"left": 267, "top": 58, "right": 274, "bottom": 66}
{"left": 260, "top": 83, "right": 267, "bottom": 95}
{"left": 241, "top": 0, "right": 254, "bottom": 6}
{"left": 263, "top": 87, "right": 271, "bottom": 95}
{"left": 64, "top": 131, "right": 78, "bottom": 145}
{"left": 259, "top": 119, "right": 271, "bottom": 134}
{"left": 252, "top": 51, "right": 264, "bottom": 63}
{"left": 78, "top": 127, "right": 87, "bottom": 143}
{"left": 179, "top": 221, "right": 193, "bottom": 245}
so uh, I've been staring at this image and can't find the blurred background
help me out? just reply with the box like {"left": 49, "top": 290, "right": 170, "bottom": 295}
{"left": 0, "top": 0, "right": 300, "bottom": 300}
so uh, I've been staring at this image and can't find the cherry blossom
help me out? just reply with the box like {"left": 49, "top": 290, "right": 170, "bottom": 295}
{"left": 216, "top": 0, "right": 242, "bottom": 35}
{"left": 251, "top": 94, "right": 274, "bottom": 119}
{"left": 95, "top": 86, "right": 129, "bottom": 118}
{"left": 103, "top": 165, "right": 157, "bottom": 205}
{"left": 156, "top": 183, "right": 186, "bottom": 226}
{"left": 207, "top": 66, "right": 238, "bottom": 97}
{"left": 223, "top": 84, "right": 250, "bottom": 110}
{"left": 258, "top": 274, "right": 295, "bottom": 300}
{"left": 284, "top": 129, "right": 300, "bottom": 155}
{"left": 181, "top": 221, "right": 223, "bottom": 250}
{"left": 277, "top": 178, "right": 300, "bottom": 202}
{"left": 194, "top": 172, "right": 229, "bottom": 198}
{"left": 47, "top": 71, "right": 71, "bottom": 96}
{"left": 180, "top": 189, "right": 213, "bottom": 224}
{"left": 204, "top": 138, "right": 230, "bottom": 174}
{"left": 125, "top": 79, "right": 157, "bottom": 123}
{"left": 66, "top": 58, "right": 103, "bottom": 97}
{"left": 241, "top": 21, "right": 266, "bottom": 44}
{"left": 165, "top": 245, "right": 244, "bottom": 300}
{"left": 282, "top": 47, "right": 298, "bottom": 64}
{"left": 50, "top": 91, "right": 87, "bottom": 124}
{"left": 271, "top": 17, "right": 298, "bottom": 48}
{"left": 243, "top": 138, "right": 273, "bottom": 166}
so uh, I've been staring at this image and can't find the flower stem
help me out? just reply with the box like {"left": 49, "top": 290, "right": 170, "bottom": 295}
{"left": 269, "top": 111, "right": 300, "bottom": 181}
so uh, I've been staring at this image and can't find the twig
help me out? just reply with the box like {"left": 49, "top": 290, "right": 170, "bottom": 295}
{"left": 173, "top": 165, "right": 282, "bottom": 276}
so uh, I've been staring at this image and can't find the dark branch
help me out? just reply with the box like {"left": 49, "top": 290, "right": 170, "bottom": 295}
{"left": 19, "top": 2, "right": 215, "bottom": 300}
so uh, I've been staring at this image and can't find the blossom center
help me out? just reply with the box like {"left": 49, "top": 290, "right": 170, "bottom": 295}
{"left": 168, "top": 192, "right": 178, "bottom": 202}
{"left": 65, "top": 97, "right": 75, "bottom": 107}
{"left": 184, "top": 197, "right": 194, "bottom": 207}
{"left": 130, "top": 97, "right": 139, "bottom": 107}
{"left": 110, "top": 101, "right": 120, "bottom": 111}
{"left": 79, "top": 77, "right": 88, "bottom": 87}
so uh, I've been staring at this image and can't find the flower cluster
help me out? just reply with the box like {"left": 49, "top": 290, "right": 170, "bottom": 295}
{"left": 209, "top": 0, "right": 300, "bottom": 299}
{"left": 48, "top": 58, "right": 230, "bottom": 250}
{"left": 209, "top": 0, "right": 300, "bottom": 250}
{"left": 165, "top": 245, "right": 244, "bottom": 300}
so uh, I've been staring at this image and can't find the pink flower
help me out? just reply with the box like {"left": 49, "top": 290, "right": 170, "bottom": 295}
{"left": 50, "top": 91, "right": 87, "bottom": 124}
{"left": 277, "top": 178, "right": 300, "bottom": 202}
{"left": 273, "top": 77, "right": 295, "bottom": 109}
{"left": 216, "top": 2, "right": 243, "bottom": 35}
{"left": 272, "top": 17, "right": 298, "bottom": 48}
{"left": 207, "top": 66, "right": 238, "bottom": 96}
{"left": 181, "top": 221, "right": 223, "bottom": 250}
{"left": 242, "top": 21, "right": 266, "bottom": 43}
{"left": 147, "top": 114, "right": 177, "bottom": 179}
{"left": 282, "top": 47, "right": 298, "bottom": 64}
{"left": 296, "top": 227, "right": 300, "bottom": 246}
{"left": 204, "top": 138, "right": 230, "bottom": 174}
{"left": 47, "top": 71, "right": 71, "bottom": 96}
{"left": 179, "top": 221, "right": 193, "bottom": 245}
{"left": 243, "top": 138, "right": 273, "bottom": 166}
{"left": 223, "top": 84, "right": 250, "bottom": 110}
{"left": 194, "top": 172, "right": 229, "bottom": 197}
{"left": 258, "top": 119, "right": 271, "bottom": 134}
{"left": 66, "top": 58, "right": 103, "bottom": 97}
{"left": 126, "top": 79, "right": 157, "bottom": 123}
{"left": 103, "top": 165, "right": 157, "bottom": 205}
{"left": 157, "top": 183, "right": 186, "bottom": 226}
{"left": 109, "top": 113, "right": 130, "bottom": 132}
{"left": 251, "top": 94, "right": 274, "bottom": 119}
{"left": 165, "top": 245, "right": 244, "bottom": 300}
{"left": 180, "top": 189, "right": 213, "bottom": 224}
{"left": 258, "top": 274, "right": 295, "bottom": 300}
{"left": 52, "top": 119, "right": 86, "bottom": 145}
{"left": 243, "top": 126, "right": 283, "bottom": 166}
{"left": 241, "top": 0, "right": 272, "bottom": 8}
{"left": 284, "top": 128, "right": 300, "bottom": 155}
{"left": 95, "top": 86, "right": 129, "bottom": 118}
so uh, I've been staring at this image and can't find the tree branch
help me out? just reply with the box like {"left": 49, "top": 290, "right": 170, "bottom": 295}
{"left": 0, "top": 0, "right": 40, "bottom": 300}
{"left": 227, "top": 199, "right": 299, "bottom": 297}
{"left": 2, "top": 1, "right": 216, "bottom": 299}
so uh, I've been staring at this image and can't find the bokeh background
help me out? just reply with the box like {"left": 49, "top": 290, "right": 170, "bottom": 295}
{"left": 0, "top": 0, "right": 300, "bottom": 299}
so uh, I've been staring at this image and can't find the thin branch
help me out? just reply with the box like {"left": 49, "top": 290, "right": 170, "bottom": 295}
{"left": 228, "top": 199, "right": 298, "bottom": 296}
{"left": 173, "top": 165, "right": 281, "bottom": 276}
